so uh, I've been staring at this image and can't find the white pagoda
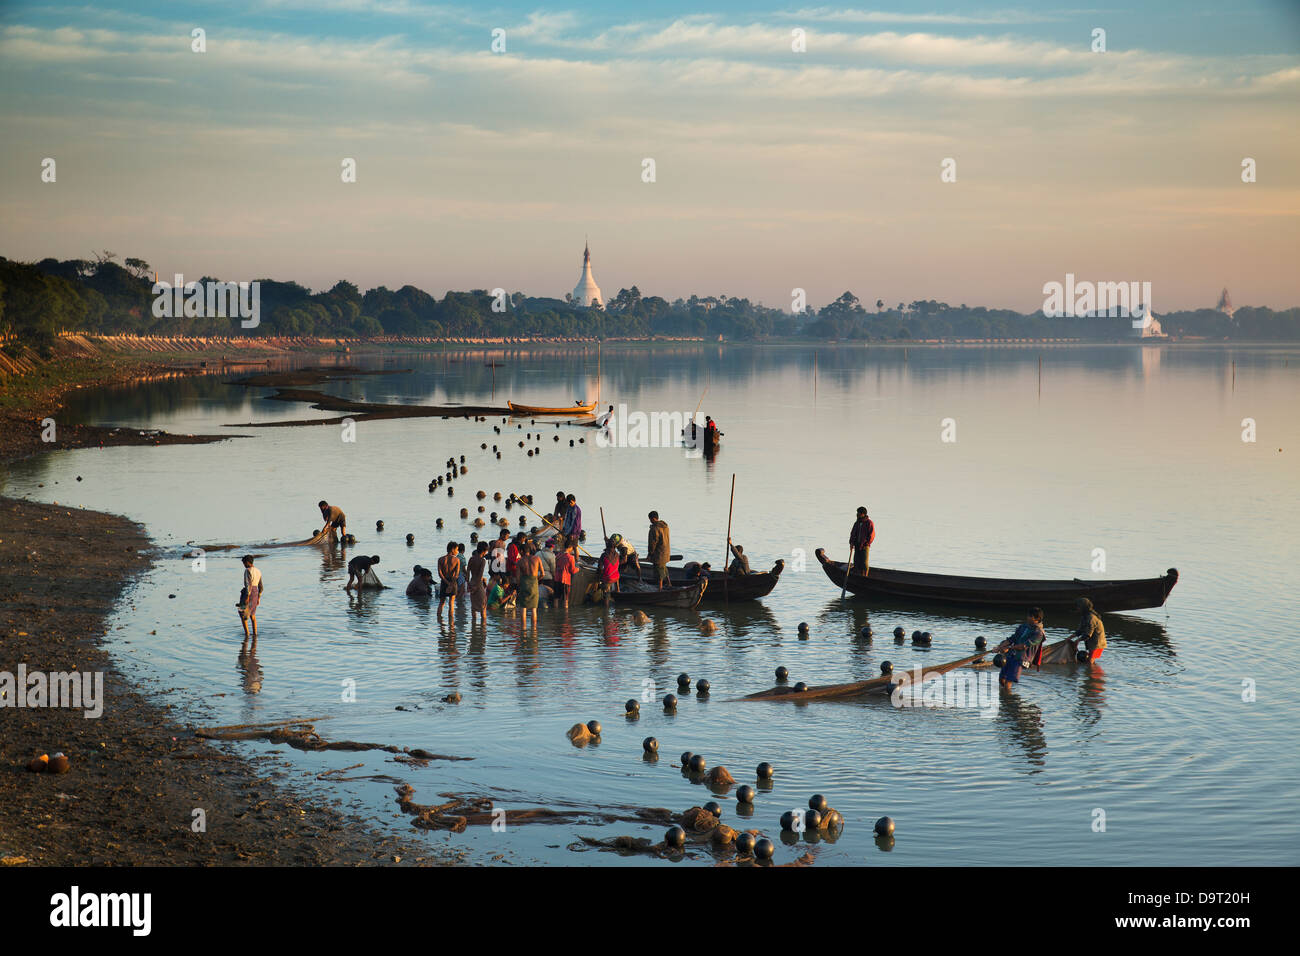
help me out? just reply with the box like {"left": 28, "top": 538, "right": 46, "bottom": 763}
{"left": 571, "top": 240, "right": 603, "bottom": 308}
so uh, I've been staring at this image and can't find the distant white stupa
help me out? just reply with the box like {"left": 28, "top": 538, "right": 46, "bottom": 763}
{"left": 571, "top": 239, "right": 603, "bottom": 308}
{"left": 1216, "top": 287, "right": 1235, "bottom": 318}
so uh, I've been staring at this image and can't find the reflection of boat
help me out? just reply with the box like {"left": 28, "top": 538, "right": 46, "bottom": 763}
{"left": 507, "top": 400, "right": 596, "bottom": 416}
{"left": 815, "top": 549, "right": 1179, "bottom": 613}
{"left": 654, "top": 560, "right": 784, "bottom": 602}
{"left": 610, "top": 578, "right": 707, "bottom": 610}
{"left": 742, "top": 651, "right": 988, "bottom": 702}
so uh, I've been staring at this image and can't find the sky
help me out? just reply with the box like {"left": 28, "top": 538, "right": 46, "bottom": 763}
{"left": 1, "top": 1, "right": 1298, "bottom": 312}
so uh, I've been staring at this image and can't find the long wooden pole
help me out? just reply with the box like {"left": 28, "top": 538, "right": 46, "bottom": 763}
{"left": 600, "top": 507, "right": 608, "bottom": 545}
{"left": 723, "top": 474, "right": 736, "bottom": 605}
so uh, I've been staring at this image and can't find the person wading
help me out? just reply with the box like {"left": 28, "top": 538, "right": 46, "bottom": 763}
{"left": 437, "top": 542, "right": 461, "bottom": 622}
{"left": 345, "top": 554, "right": 380, "bottom": 591}
{"left": 468, "top": 542, "right": 489, "bottom": 625}
{"left": 318, "top": 500, "right": 347, "bottom": 542}
{"left": 849, "top": 506, "right": 876, "bottom": 576}
{"left": 998, "top": 607, "right": 1046, "bottom": 690}
{"left": 1069, "top": 597, "right": 1107, "bottom": 663}
{"left": 553, "top": 537, "right": 577, "bottom": 609}
{"left": 238, "top": 555, "right": 263, "bottom": 639}
{"left": 647, "top": 511, "right": 671, "bottom": 589}
{"left": 515, "top": 540, "right": 544, "bottom": 628}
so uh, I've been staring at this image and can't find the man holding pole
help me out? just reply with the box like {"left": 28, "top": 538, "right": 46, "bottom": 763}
{"left": 849, "top": 506, "right": 875, "bottom": 576}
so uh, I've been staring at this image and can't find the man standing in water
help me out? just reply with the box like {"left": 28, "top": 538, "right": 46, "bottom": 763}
{"left": 437, "top": 542, "right": 461, "bottom": 622}
{"left": 238, "top": 555, "right": 263, "bottom": 639}
{"left": 849, "top": 506, "right": 875, "bottom": 576}
{"left": 318, "top": 500, "right": 347, "bottom": 542}
{"left": 998, "top": 607, "right": 1046, "bottom": 690}
{"left": 468, "top": 542, "right": 489, "bottom": 625}
{"left": 515, "top": 540, "right": 544, "bottom": 628}
{"left": 1069, "top": 597, "right": 1107, "bottom": 662}
{"left": 647, "top": 511, "right": 671, "bottom": 589}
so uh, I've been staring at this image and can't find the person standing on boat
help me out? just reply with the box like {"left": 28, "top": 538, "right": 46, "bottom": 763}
{"left": 647, "top": 511, "right": 671, "bottom": 588}
{"left": 561, "top": 494, "right": 582, "bottom": 540}
{"left": 728, "top": 542, "right": 750, "bottom": 577}
{"left": 553, "top": 492, "right": 568, "bottom": 526}
{"left": 849, "top": 506, "right": 875, "bottom": 576}
{"left": 998, "top": 607, "right": 1046, "bottom": 689}
{"left": 1069, "top": 597, "right": 1107, "bottom": 662}
{"left": 436, "top": 542, "right": 460, "bottom": 621}
{"left": 318, "top": 500, "right": 347, "bottom": 542}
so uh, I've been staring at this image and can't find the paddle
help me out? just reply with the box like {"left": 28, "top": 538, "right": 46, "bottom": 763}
{"left": 839, "top": 543, "right": 853, "bottom": 600}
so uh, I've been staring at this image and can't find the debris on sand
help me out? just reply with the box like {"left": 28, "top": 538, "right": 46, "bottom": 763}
{"left": 194, "top": 720, "right": 471, "bottom": 761}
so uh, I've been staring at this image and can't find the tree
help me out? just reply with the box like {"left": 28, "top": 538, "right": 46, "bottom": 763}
{"left": 125, "top": 257, "right": 151, "bottom": 280}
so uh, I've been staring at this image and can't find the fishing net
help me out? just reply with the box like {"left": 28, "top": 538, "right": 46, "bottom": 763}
{"left": 358, "top": 566, "right": 386, "bottom": 589}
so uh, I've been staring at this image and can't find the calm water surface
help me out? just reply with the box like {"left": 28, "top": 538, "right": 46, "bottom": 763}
{"left": 5, "top": 345, "right": 1298, "bottom": 865}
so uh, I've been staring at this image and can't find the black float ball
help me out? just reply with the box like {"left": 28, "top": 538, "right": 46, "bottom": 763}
{"left": 754, "top": 838, "right": 775, "bottom": 860}
{"left": 643, "top": 736, "right": 658, "bottom": 753}
{"left": 736, "top": 832, "right": 757, "bottom": 855}
{"left": 677, "top": 672, "right": 691, "bottom": 689}
{"left": 587, "top": 720, "right": 602, "bottom": 736}
{"left": 893, "top": 626, "right": 905, "bottom": 640}
{"left": 919, "top": 631, "right": 932, "bottom": 645}
{"left": 626, "top": 699, "right": 639, "bottom": 714}
{"left": 680, "top": 751, "right": 693, "bottom": 767}
{"left": 860, "top": 626, "right": 873, "bottom": 640}
{"left": 664, "top": 694, "right": 678, "bottom": 711}
{"left": 406, "top": 534, "right": 414, "bottom": 544}
{"left": 376, "top": 520, "right": 384, "bottom": 531}
{"left": 569, "top": 439, "right": 574, "bottom": 447}
{"left": 808, "top": 794, "right": 828, "bottom": 813}
{"left": 689, "top": 754, "right": 706, "bottom": 773}
{"left": 665, "top": 825, "right": 686, "bottom": 848}
{"left": 793, "top": 682, "right": 808, "bottom": 693}
{"left": 976, "top": 636, "right": 987, "bottom": 650}
{"left": 798, "top": 622, "right": 809, "bottom": 638}
{"left": 696, "top": 679, "right": 710, "bottom": 695}
{"left": 737, "top": 784, "right": 755, "bottom": 804}
{"left": 704, "top": 801, "right": 722, "bottom": 818}
{"left": 780, "top": 810, "right": 797, "bottom": 831}
{"left": 435, "top": 518, "right": 443, "bottom": 528}
{"left": 911, "top": 630, "right": 922, "bottom": 642}
{"left": 880, "top": 661, "right": 893, "bottom": 675}
{"left": 756, "top": 762, "right": 774, "bottom": 779}
{"left": 874, "top": 816, "right": 895, "bottom": 837}
{"left": 805, "top": 809, "right": 822, "bottom": 830}
{"left": 993, "top": 653, "right": 1006, "bottom": 668}
{"left": 775, "top": 666, "right": 789, "bottom": 681}
{"left": 1076, "top": 649, "right": 1090, "bottom": 663}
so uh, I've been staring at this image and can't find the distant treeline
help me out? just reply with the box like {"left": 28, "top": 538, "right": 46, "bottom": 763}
{"left": 2, "top": 254, "right": 1297, "bottom": 351}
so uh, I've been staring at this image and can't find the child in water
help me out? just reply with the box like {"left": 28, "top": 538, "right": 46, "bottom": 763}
{"left": 237, "top": 555, "right": 263, "bottom": 638}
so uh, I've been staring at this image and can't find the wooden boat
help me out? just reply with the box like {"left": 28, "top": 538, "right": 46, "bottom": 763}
{"left": 609, "top": 577, "right": 708, "bottom": 610}
{"left": 507, "top": 400, "right": 596, "bottom": 416}
{"left": 815, "top": 548, "right": 1178, "bottom": 613}
{"left": 682, "top": 422, "right": 721, "bottom": 452}
{"left": 653, "top": 559, "right": 784, "bottom": 602}
{"left": 742, "top": 651, "right": 990, "bottom": 702}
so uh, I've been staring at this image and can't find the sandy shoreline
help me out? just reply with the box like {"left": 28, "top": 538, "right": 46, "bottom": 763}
{"left": 0, "top": 353, "right": 438, "bottom": 866}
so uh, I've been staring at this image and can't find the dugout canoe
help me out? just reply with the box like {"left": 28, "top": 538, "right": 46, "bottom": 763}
{"left": 742, "top": 650, "right": 990, "bottom": 702}
{"left": 507, "top": 400, "right": 597, "bottom": 416}
{"left": 610, "top": 577, "right": 708, "bottom": 610}
{"left": 654, "top": 559, "right": 784, "bottom": 601}
{"left": 815, "top": 549, "right": 1178, "bottom": 613}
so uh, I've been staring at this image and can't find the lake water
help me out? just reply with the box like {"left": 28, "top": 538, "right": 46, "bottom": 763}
{"left": 5, "top": 344, "right": 1298, "bottom": 865}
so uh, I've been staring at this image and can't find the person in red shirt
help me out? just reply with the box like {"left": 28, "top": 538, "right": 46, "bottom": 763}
{"left": 506, "top": 533, "right": 524, "bottom": 582}
{"left": 553, "top": 537, "right": 578, "bottom": 608}
{"left": 849, "top": 506, "right": 876, "bottom": 576}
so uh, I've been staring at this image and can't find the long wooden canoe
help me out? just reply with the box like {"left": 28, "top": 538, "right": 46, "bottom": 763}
{"left": 507, "top": 400, "right": 597, "bottom": 416}
{"left": 815, "top": 548, "right": 1178, "bottom": 613}
{"left": 654, "top": 560, "right": 783, "bottom": 601}
{"left": 743, "top": 650, "right": 990, "bottom": 702}
{"left": 610, "top": 578, "right": 708, "bottom": 610}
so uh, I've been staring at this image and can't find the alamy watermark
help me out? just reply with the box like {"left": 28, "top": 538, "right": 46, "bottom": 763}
{"left": 1042, "top": 273, "right": 1153, "bottom": 329}
{"left": 889, "top": 665, "right": 998, "bottom": 717}
{"left": 152, "top": 274, "right": 260, "bottom": 328}
{"left": 596, "top": 403, "right": 708, "bottom": 457}
{"left": 1, "top": 665, "right": 104, "bottom": 718}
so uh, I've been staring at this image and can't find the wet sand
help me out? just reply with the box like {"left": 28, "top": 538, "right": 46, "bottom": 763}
{"left": 0, "top": 355, "right": 438, "bottom": 866}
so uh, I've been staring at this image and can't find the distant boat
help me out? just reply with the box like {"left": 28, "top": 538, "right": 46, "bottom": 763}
{"left": 815, "top": 548, "right": 1178, "bottom": 613}
{"left": 507, "top": 400, "right": 596, "bottom": 416}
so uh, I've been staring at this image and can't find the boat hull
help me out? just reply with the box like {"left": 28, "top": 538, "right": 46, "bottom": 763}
{"left": 654, "top": 560, "right": 783, "bottom": 601}
{"left": 507, "top": 401, "right": 597, "bottom": 416}
{"left": 814, "top": 548, "right": 1178, "bottom": 613}
{"left": 610, "top": 578, "right": 707, "bottom": 609}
